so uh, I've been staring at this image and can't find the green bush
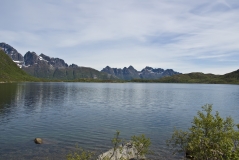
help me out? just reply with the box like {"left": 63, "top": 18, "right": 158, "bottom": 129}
{"left": 167, "top": 104, "right": 239, "bottom": 159}
{"left": 66, "top": 146, "right": 94, "bottom": 160}
{"left": 131, "top": 134, "right": 151, "bottom": 159}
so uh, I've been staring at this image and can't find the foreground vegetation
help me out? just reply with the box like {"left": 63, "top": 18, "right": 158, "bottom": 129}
{"left": 167, "top": 104, "right": 239, "bottom": 159}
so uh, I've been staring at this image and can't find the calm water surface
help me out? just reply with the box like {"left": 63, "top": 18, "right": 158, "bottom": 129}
{"left": 0, "top": 82, "right": 239, "bottom": 160}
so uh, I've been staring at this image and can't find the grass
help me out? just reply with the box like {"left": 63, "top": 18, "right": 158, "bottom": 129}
{"left": 0, "top": 50, "right": 40, "bottom": 82}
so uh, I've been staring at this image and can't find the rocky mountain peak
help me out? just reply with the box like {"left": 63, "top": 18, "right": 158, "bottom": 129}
{"left": 50, "top": 57, "right": 68, "bottom": 68}
{"left": 141, "top": 66, "right": 165, "bottom": 74}
{"left": 101, "top": 66, "right": 116, "bottom": 75}
{"left": 24, "top": 51, "right": 39, "bottom": 66}
{"left": 69, "top": 64, "right": 78, "bottom": 68}
{"left": 39, "top": 53, "right": 51, "bottom": 62}
{"left": 25, "top": 52, "right": 69, "bottom": 68}
{"left": 102, "top": 66, "right": 181, "bottom": 80}
{"left": 128, "top": 65, "right": 135, "bottom": 70}
{"left": 102, "top": 66, "right": 140, "bottom": 80}
{"left": 144, "top": 66, "right": 154, "bottom": 71}
{"left": 0, "top": 42, "right": 24, "bottom": 61}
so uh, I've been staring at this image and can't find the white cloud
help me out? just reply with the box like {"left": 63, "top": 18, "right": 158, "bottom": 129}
{"left": 0, "top": 0, "right": 238, "bottom": 74}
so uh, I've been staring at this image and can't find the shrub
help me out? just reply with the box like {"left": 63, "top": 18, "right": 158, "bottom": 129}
{"left": 66, "top": 146, "right": 94, "bottom": 160}
{"left": 131, "top": 134, "right": 151, "bottom": 159}
{"left": 167, "top": 104, "right": 239, "bottom": 160}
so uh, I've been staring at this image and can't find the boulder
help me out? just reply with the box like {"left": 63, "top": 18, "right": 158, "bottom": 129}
{"left": 34, "top": 138, "right": 42, "bottom": 144}
{"left": 97, "top": 142, "right": 145, "bottom": 160}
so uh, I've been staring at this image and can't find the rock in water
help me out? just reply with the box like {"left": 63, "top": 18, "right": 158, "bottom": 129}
{"left": 34, "top": 138, "right": 42, "bottom": 144}
{"left": 97, "top": 142, "right": 145, "bottom": 160}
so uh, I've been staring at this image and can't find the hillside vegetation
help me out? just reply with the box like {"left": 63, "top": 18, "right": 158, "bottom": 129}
{"left": 0, "top": 50, "right": 39, "bottom": 82}
{"left": 131, "top": 71, "right": 239, "bottom": 84}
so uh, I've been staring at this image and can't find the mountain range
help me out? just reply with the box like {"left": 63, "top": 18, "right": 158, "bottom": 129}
{"left": 0, "top": 42, "right": 115, "bottom": 80}
{"left": 101, "top": 66, "right": 181, "bottom": 80}
{"left": 0, "top": 42, "right": 181, "bottom": 80}
{"left": 2, "top": 42, "right": 238, "bottom": 84}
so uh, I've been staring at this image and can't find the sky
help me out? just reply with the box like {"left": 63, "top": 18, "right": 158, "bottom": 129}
{"left": 0, "top": 0, "right": 239, "bottom": 74}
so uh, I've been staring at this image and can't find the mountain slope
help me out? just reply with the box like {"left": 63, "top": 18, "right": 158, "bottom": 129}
{"left": 221, "top": 69, "right": 239, "bottom": 83}
{"left": 0, "top": 49, "right": 39, "bottom": 82}
{"left": 154, "top": 71, "right": 239, "bottom": 84}
{"left": 0, "top": 42, "right": 23, "bottom": 61}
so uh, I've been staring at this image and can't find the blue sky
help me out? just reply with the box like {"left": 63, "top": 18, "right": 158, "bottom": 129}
{"left": 0, "top": 0, "right": 239, "bottom": 74}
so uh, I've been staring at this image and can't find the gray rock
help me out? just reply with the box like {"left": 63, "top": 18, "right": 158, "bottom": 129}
{"left": 97, "top": 142, "right": 145, "bottom": 160}
{"left": 39, "top": 53, "right": 68, "bottom": 68}
{"left": 34, "top": 138, "right": 42, "bottom": 144}
{"left": 24, "top": 51, "right": 39, "bottom": 66}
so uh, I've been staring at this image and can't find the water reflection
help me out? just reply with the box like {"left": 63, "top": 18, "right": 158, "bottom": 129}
{"left": 0, "top": 83, "right": 18, "bottom": 115}
{"left": 0, "top": 83, "right": 17, "bottom": 106}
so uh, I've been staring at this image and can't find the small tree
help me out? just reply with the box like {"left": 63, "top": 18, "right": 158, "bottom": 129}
{"left": 108, "top": 130, "right": 122, "bottom": 160}
{"left": 167, "top": 104, "right": 239, "bottom": 160}
{"left": 131, "top": 134, "right": 151, "bottom": 160}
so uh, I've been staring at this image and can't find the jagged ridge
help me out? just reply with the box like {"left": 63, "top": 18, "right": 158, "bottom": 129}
{"left": 0, "top": 42, "right": 115, "bottom": 80}
{"left": 101, "top": 66, "right": 181, "bottom": 80}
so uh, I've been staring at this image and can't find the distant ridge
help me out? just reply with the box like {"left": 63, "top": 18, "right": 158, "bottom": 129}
{"left": 101, "top": 66, "right": 181, "bottom": 80}
{"left": 151, "top": 71, "right": 239, "bottom": 84}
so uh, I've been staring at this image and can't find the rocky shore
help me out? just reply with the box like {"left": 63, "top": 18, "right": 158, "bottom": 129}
{"left": 97, "top": 142, "right": 145, "bottom": 160}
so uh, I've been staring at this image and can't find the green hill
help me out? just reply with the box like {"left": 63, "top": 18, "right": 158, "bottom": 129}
{"left": 157, "top": 72, "right": 225, "bottom": 83}
{"left": 132, "top": 70, "right": 239, "bottom": 84}
{"left": 0, "top": 50, "right": 39, "bottom": 82}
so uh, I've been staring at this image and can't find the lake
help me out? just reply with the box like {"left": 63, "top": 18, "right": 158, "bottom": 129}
{"left": 0, "top": 82, "right": 239, "bottom": 159}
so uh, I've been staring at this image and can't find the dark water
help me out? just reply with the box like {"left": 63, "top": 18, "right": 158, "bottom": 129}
{"left": 0, "top": 82, "right": 239, "bottom": 160}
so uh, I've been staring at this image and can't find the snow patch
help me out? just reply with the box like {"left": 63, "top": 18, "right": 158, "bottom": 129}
{"left": 39, "top": 56, "right": 48, "bottom": 62}
{"left": 12, "top": 60, "right": 24, "bottom": 68}
{"left": 13, "top": 60, "right": 23, "bottom": 63}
